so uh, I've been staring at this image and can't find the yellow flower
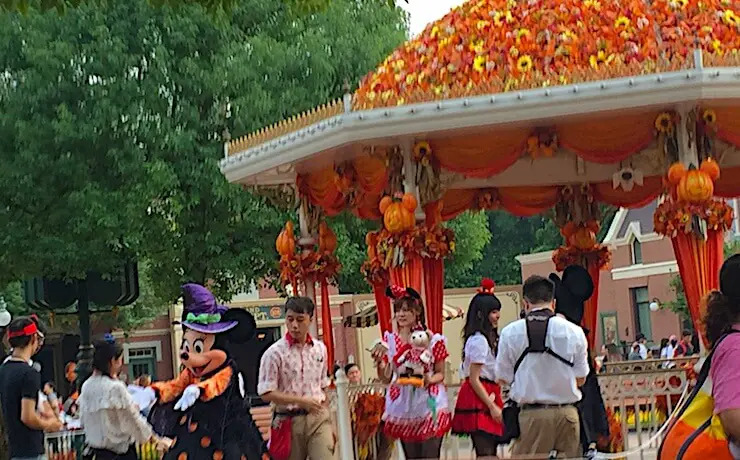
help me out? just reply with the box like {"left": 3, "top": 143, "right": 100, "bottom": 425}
{"left": 473, "top": 55, "right": 487, "bottom": 73}
{"left": 655, "top": 113, "right": 674, "bottom": 133}
{"left": 413, "top": 141, "right": 432, "bottom": 161}
{"left": 517, "top": 28, "right": 531, "bottom": 41}
{"left": 431, "top": 26, "right": 439, "bottom": 38}
{"left": 470, "top": 40, "right": 485, "bottom": 53}
{"left": 405, "top": 73, "right": 416, "bottom": 85}
{"left": 517, "top": 55, "right": 533, "bottom": 73}
{"left": 722, "top": 10, "right": 739, "bottom": 25}
{"left": 392, "top": 60, "right": 405, "bottom": 71}
{"left": 589, "top": 50, "right": 615, "bottom": 68}
{"left": 712, "top": 39, "right": 723, "bottom": 55}
{"left": 677, "top": 0, "right": 688, "bottom": 8}
{"left": 492, "top": 11, "right": 503, "bottom": 26}
{"left": 583, "top": 0, "right": 601, "bottom": 9}
{"left": 367, "top": 91, "right": 376, "bottom": 101}
{"left": 560, "top": 30, "right": 577, "bottom": 41}
{"left": 476, "top": 20, "right": 490, "bottom": 30}
{"left": 509, "top": 46, "right": 520, "bottom": 57}
{"left": 614, "top": 16, "right": 630, "bottom": 28}
{"left": 703, "top": 109, "right": 717, "bottom": 124}
{"left": 505, "top": 11, "right": 514, "bottom": 23}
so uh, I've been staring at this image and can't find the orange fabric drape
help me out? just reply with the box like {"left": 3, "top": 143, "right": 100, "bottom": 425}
{"left": 373, "top": 280, "right": 393, "bottom": 334}
{"left": 320, "top": 279, "right": 334, "bottom": 372}
{"left": 423, "top": 257, "right": 445, "bottom": 333}
{"left": 353, "top": 155, "right": 388, "bottom": 195}
{"left": 591, "top": 177, "right": 664, "bottom": 208}
{"left": 390, "top": 255, "right": 423, "bottom": 294}
{"left": 497, "top": 186, "right": 560, "bottom": 216}
{"left": 670, "top": 230, "right": 725, "bottom": 348}
{"left": 584, "top": 262, "right": 601, "bottom": 350}
{"left": 558, "top": 111, "right": 658, "bottom": 164}
{"left": 440, "top": 189, "right": 478, "bottom": 221}
{"left": 353, "top": 193, "right": 383, "bottom": 220}
{"left": 713, "top": 106, "right": 740, "bottom": 148}
{"left": 298, "top": 168, "right": 346, "bottom": 216}
{"left": 714, "top": 166, "right": 740, "bottom": 198}
{"left": 433, "top": 129, "right": 529, "bottom": 178}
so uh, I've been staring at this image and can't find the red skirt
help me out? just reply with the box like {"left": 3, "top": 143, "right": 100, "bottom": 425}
{"left": 451, "top": 379, "right": 504, "bottom": 437}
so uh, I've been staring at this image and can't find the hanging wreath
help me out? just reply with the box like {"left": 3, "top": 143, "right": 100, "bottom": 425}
{"left": 276, "top": 220, "right": 341, "bottom": 290}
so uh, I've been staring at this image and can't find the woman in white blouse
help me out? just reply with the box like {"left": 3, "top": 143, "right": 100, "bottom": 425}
{"left": 79, "top": 336, "right": 171, "bottom": 459}
{"left": 451, "top": 278, "right": 504, "bottom": 457}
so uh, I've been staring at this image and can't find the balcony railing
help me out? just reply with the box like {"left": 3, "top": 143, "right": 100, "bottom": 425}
{"left": 45, "top": 357, "right": 698, "bottom": 460}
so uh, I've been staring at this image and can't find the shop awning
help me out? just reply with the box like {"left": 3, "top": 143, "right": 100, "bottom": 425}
{"left": 343, "top": 301, "right": 464, "bottom": 328}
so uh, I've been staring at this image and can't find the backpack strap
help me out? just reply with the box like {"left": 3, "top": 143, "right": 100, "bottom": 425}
{"left": 512, "top": 310, "right": 574, "bottom": 379}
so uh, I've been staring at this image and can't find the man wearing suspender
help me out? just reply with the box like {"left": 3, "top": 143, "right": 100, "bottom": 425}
{"left": 495, "top": 275, "right": 590, "bottom": 457}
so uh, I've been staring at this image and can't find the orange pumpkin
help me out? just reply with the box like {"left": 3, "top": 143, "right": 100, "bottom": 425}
{"left": 276, "top": 221, "right": 296, "bottom": 256}
{"left": 667, "top": 162, "right": 687, "bottom": 186}
{"left": 319, "top": 221, "right": 337, "bottom": 254}
{"left": 560, "top": 221, "right": 577, "bottom": 239}
{"left": 677, "top": 169, "right": 714, "bottom": 203}
{"left": 379, "top": 196, "right": 393, "bottom": 214}
{"left": 401, "top": 193, "right": 418, "bottom": 212}
{"left": 383, "top": 202, "right": 410, "bottom": 233}
{"left": 700, "top": 158, "right": 720, "bottom": 181}
{"left": 570, "top": 226, "right": 596, "bottom": 250}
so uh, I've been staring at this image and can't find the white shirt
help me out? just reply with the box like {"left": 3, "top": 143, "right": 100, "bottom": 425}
{"left": 79, "top": 375, "right": 153, "bottom": 454}
{"left": 495, "top": 311, "right": 589, "bottom": 405}
{"left": 661, "top": 345, "right": 676, "bottom": 368}
{"left": 460, "top": 333, "right": 497, "bottom": 381}
{"left": 127, "top": 384, "right": 156, "bottom": 412}
{"left": 638, "top": 343, "right": 649, "bottom": 360}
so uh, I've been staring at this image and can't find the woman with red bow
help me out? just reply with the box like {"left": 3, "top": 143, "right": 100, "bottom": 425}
{"left": 451, "top": 278, "right": 504, "bottom": 457}
{"left": 371, "top": 285, "right": 451, "bottom": 459}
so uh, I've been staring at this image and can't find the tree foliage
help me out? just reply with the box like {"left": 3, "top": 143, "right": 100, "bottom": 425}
{"left": 0, "top": 0, "right": 409, "bottom": 325}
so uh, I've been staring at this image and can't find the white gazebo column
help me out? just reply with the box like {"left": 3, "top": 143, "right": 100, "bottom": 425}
{"left": 298, "top": 200, "right": 319, "bottom": 338}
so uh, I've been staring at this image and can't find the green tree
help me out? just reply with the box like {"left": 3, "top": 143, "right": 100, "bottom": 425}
{"left": 0, "top": 0, "right": 409, "bottom": 325}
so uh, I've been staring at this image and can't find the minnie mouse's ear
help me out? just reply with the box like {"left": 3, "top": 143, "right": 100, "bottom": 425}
{"left": 406, "top": 287, "right": 422, "bottom": 299}
{"left": 222, "top": 309, "right": 256, "bottom": 344}
{"left": 385, "top": 286, "right": 396, "bottom": 299}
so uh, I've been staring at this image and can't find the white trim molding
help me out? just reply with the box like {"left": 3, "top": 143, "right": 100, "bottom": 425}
{"left": 603, "top": 208, "right": 628, "bottom": 244}
{"left": 123, "top": 340, "right": 163, "bottom": 364}
{"left": 611, "top": 260, "right": 678, "bottom": 280}
{"left": 221, "top": 68, "right": 740, "bottom": 185}
{"left": 112, "top": 328, "right": 171, "bottom": 340}
{"left": 515, "top": 251, "right": 554, "bottom": 266}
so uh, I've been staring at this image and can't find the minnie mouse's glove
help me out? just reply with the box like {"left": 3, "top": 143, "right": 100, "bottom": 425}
{"left": 174, "top": 385, "right": 200, "bottom": 411}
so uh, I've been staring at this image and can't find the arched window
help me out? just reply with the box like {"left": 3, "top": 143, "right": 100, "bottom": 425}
{"left": 632, "top": 239, "right": 643, "bottom": 265}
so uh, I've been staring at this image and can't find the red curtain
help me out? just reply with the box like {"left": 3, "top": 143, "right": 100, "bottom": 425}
{"left": 390, "top": 255, "right": 423, "bottom": 293}
{"left": 670, "top": 231, "right": 724, "bottom": 348}
{"left": 372, "top": 280, "right": 393, "bottom": 334}
{"left": 320, "top": 279, "right": 334, "bottom": 372}
{"left": 423, "top": 258, "right": 445, "bottom": 333}
{"left": 584, "top": 262, "right": 601, "bottom": 350}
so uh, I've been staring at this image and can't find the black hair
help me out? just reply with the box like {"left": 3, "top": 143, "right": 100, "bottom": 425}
{"left": 705, "top": 254, "right": 740, "bottom": 347}
{"left": 344, "top": 363, "right": 359, "bottom": 374}
{"left": 681, "top": 329, "right": 692, "bottom": 337}
{"left": 522, "top": 275, "right": 555, "bottom": 305}
{"left": 660, "top": 338, "right": 669, "bottom": 349}
{"left": 462, "top": 293, "right": 501, "bottom": 359}
{"left": 636, "top": 333, "right": 646, "bottom": 342}
{"left": 92, "top": 337, "right": 124, "bottom": 377}
{"left": 392, "top": 296, "right": 426, "bottom": 328}
{"left": 284, "top": 297, "right": 316, "bottom": 317}
{"left": 44, "top": 381, "right": 56, "bottom": 391}
{"left": 7, "top": 317, "right": 37, "bottom": 349}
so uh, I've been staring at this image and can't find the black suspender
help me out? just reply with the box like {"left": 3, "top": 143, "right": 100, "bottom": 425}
{"left": 512, "top": 309, "right": 574, "bottom": 378}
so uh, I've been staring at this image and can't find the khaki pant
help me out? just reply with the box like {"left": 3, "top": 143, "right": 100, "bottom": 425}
{"left": 511, "top": 405, "right": 581, "bottom": 457}
{"left": 289, "top": 410, "right": 335, "bottom": 460}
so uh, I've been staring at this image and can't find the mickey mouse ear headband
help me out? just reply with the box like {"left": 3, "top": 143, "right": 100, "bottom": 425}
{"left": 386, "top": 285, "right": 422, "bottom": 300}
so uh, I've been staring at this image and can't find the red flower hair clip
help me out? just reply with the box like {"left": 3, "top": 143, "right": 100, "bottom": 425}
{"left": 389, "top": 285, "right": 408, "bottom": 299}
{"left": 477, "top": 278, "right": 495, "bottom": 294}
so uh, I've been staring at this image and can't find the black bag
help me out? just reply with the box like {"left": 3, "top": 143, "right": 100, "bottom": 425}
{"left": 498, "top": 310, "right": 574, "bottom": 444}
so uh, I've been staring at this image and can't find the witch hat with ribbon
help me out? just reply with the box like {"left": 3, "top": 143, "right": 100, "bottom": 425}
{"left": 178, "top": 283, "right": 237, "bottom": 334}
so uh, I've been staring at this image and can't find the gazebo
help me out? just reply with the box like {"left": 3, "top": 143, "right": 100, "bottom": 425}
{"left": 220, "top": 0, "right": 740, "bottom": 359}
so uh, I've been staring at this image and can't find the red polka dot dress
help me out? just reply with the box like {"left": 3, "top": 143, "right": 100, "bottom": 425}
{"left": 382, "top": 331, "right": 452, "bottom": 442}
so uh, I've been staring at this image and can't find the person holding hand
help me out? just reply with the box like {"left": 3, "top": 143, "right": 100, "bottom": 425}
{"left": 258, "top": 297, "right": 334, "bottom": 460}
{"left": 79, "top": 335, "right": 172, "bottom": 460}
{"left": 451, "top": 279, "right": 504, "bottom": 458}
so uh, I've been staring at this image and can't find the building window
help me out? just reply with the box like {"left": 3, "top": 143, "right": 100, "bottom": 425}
{"left": 127, "top": 347, "right": 157, "bottom": 381}
{"left": 630, "top": 287, "right": 652, "bottom": 342}
{"left": 632, "top": 239, "right": 643, "bottom": 265}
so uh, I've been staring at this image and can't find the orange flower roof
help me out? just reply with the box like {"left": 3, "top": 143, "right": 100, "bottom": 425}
{"left": 354, "top": 0, "right": 740, "bottom": 109}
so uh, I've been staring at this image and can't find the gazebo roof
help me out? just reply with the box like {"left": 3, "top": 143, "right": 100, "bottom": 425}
{"left": 220, "top": 0, "right": 740, "bottom": 219}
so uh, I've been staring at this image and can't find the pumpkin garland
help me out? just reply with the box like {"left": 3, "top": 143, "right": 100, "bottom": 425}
{"left": 654, "top": 159, "right": 734, "bottom": 239}
{"left": 276, "top": 220, "right": 341, "bottom": 291}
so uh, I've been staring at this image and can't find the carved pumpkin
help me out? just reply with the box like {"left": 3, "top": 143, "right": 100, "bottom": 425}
{"left": 677, "top": 168, "right": 714, "bottom": 203}
{"left": 276, "top": 221, "right": 296, "bottom": 256}
{"left": 667, "top": 162, "right": 686, "bottom": 186}
{"left": 379, "top": 196, "right": 393, "bottom": 214}
{"left": 379, "top": 194, "right": 417, "bottom": 233}
{"left": 319, "top": 221, "right": 337, "bottom": 254}
{"left": 570, "top": 226, "right": 596, "bottom": 250}
{"left": 700, "top": 158, "right": 720, "bottom": 181}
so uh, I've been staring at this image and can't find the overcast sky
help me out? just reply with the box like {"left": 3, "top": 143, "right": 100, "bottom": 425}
{"left": 400, "top": 0, "right": 465, "bottom": 35}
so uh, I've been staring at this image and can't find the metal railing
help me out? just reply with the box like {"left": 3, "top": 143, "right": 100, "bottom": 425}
{"left": 44, "top": 431, "right": 161, "bottom": 460}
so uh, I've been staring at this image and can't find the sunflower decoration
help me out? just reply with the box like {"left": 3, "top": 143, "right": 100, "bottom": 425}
{"left": 516, "top": 55, "right": 534, "bottom": 74}
{"left": 722, "top": 9, "right": 739, "bottom": 26}
{"left": 526, "top": 128, "right": 559, "bottom": 158}
{"left": 655, "top": 112, "right": 676, "bottom": 134}
{"left": 702, "top": 109, "right": 717, "bottom": 126}
{"left": 413, "top": 140, "right": 433, "bottom": 167}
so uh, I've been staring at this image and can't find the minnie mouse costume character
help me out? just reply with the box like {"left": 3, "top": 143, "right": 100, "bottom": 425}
{"left": 550, "top": 266, "right": 610, "bottom": 456}
{"left": 148, "top": 284, "right": 268, "bottom": 460}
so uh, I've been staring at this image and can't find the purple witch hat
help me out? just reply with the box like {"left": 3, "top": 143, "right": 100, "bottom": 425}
{"left": 179, "top": 283, "right": 237, "bottom": 334}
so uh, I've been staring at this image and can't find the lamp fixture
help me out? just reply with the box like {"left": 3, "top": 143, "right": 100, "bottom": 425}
{"left": 0, "top": 297, "right": 11, "bottom": 327}
{"left": 649, "top": 297, "right": 661, "bottom": 312}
